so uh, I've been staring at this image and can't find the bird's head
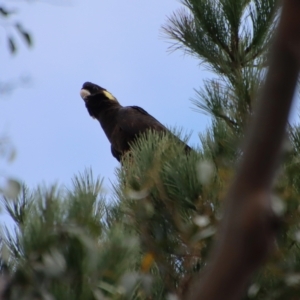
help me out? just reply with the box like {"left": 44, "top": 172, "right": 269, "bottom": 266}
{"left": 80, "top": 81, "right": 118, "bottom": 118}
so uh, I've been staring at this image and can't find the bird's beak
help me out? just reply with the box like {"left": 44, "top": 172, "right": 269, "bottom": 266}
{"left": 80, "top": 89, "right": 91, "bottom": 101}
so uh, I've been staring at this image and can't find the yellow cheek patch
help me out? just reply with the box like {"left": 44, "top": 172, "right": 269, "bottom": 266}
{"left": 103, "top": 90, "right": 116, "bottom": 101}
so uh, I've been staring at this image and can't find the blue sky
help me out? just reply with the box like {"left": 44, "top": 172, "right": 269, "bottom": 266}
{"left": 1, "top": 0, "right": 211, "bottom": 193}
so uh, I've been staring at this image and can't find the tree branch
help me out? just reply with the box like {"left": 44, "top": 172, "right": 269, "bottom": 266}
{"left": 187, "top": 0, "right": 300, "bottom": 299}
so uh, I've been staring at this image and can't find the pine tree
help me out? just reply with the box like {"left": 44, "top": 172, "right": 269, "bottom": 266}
{"left": 162, "top": 0, "right": 300, "bottom": 298}
{"left": 2, "top": 1, "right": 300, "bottom": 299}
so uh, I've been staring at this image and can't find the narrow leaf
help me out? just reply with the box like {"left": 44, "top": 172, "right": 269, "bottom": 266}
{"left": 15, "top": 23, "right": 32, "bottom": 47}
{"left": 8, "top": 36, "right": 16, "bottom": 54}
{"left": 0, "top": 7, "right": 14, "bottom": 17}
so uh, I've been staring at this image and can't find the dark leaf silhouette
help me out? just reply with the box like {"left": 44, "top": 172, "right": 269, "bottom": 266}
{"left": 8, "top": 37, "right": 16, "bottom": 54}
{"left": 15, "top": 23, "right": 32, "bottom": 47}
{"left": 0, "top": 7, "right": 14, "bottom": 17}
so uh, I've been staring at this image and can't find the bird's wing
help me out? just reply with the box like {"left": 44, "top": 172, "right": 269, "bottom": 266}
{"left": 111, "top": 145, "right": 122, "bottom": 162}
{"left": 116, "top": 106, "right": 192, "bottom": 155}
{"left": 128, "top": 106, "right": 192, "bottom": 153}
{"left": 117, "top": 106, "right": 168, "bottom": 135}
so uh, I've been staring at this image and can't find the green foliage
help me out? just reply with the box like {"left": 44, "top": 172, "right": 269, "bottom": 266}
{"left": 163, "top": 0, "right": 278, "bottom": 145}
{"left": 1, "top": 170, "right": 146, "bottom": 300}
{"left": 1, "top": 136, "right": 221, "bottom": 299}
{"left": 0, "top": 136, "right": 21, "bottom": 203}
{"left": 112, "top": 130, "right": 219, "bottom": 294}
{"left": 0, "top": 5, "right": 32, "bottom": 54}
{"left": 163, "top": 0, "right": 277, "bottom": 73}
{"left": 2, "top": 0, "right": 300, "bottom": 299}
{"left": 162, "top": 1, "right": 300, "bottom": 298}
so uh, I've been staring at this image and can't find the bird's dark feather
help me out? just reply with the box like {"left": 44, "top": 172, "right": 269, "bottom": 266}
{"left": 111, "top": 145, "right": 122, "bottom": 161}
{"left": 117, "top": 106, "right": 167, "bottom": 136}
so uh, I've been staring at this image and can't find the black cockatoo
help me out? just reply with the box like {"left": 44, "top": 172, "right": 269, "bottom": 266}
{"left": 80, "top": 81, "right": 191, "bottom": 162}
